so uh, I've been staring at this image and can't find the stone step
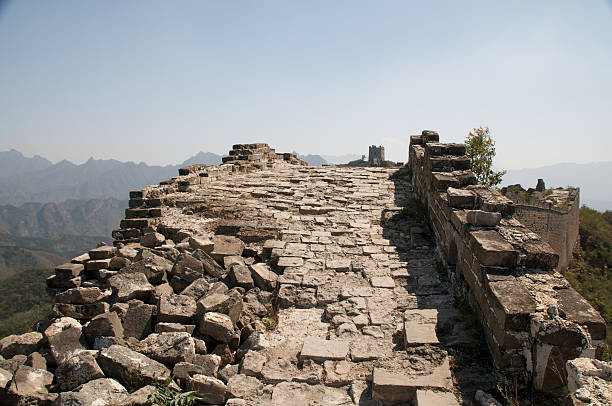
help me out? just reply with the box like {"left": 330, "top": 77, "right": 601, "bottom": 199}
{"left": 371, "top": 360, "right": 453, "bottom": 404}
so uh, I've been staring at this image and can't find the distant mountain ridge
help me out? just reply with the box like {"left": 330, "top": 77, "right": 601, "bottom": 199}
{"left": 0, "top": 198, "right": 126, "bottom": 238}
{"left": 0, "top": 150, "right": 223, "bottom": 206}
{"left": 503, "top": 161, "right": 612, "bottom": 212}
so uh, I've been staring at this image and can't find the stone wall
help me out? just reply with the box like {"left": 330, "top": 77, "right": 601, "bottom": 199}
{"left": 408, "top": 130, "right": 605, "bottom": 394}
{"left": 507, "top": 192, "right": 580, "bottom": 271}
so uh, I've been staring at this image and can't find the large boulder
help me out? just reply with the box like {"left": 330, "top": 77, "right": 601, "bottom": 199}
{"left": 138, "top": 332, "right": 196, "bottom": 364}
{"left": 122, "top": 249, "right": 172, "bottom": 284}
{"left": 196, "top": 290, "right": 243, "bottom": 324}
{"left": 186, "top": 374, "right": 226, "bottom": 404}
{"left": 98, "top": 345, "right": 170, "bottom": 386}
{"left": 54, "top": 378, "right": 128, "bottom": 406}
{"left": 55, "top": 287, "right": 104, "bottom": 304}
{"left": 0, "top": 332, "right": 43, "bottom": 359}
{"left": 108, "top": 273, "right": 155, "bottom": 302}
{"left": 55, "top": 351, "right": 105, "bottom": 392}
{"left": 158, "top": 294, "right": 197, "bottom": 323}
{"left": 83, "top": 312, "right": 124, "bottom": 344}
{"left": 122, "top": 300, "right": 155, "bottom": 339}
{"left": 199, "top": 312, "right": 234, "bottom": 343}
{"left": 6, "top": 365, "right": 55, "bottom": 404}
{"left": 44, "top": 317, "right": 86, "bottom": 365}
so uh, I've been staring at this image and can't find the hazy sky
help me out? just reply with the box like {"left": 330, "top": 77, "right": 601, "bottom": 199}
{"left": 1, "top": 1, "right": 611, "bottom": 168}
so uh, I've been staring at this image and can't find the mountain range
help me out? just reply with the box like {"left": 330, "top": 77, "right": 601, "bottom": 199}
{"left": 0, "top": 149, "right": 223, "bottom": 206}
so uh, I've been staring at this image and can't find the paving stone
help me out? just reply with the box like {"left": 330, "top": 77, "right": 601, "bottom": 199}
{"left": 403, "top": 309, "right": 440, "bottom": 347}
{"left": 415, "top": 389, "right": 460, "bottom": 405}
{"left": 300, "top": 337, "right": 349, "bottom": 362}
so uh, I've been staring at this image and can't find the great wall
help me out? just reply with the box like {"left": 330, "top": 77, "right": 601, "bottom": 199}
{"left": 0, "top": 134, "right": 609, "bottom": 405}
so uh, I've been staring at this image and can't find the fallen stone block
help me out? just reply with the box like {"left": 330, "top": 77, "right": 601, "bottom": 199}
{"left": 186, "top": 374, "right": 226, "bottom": 404}
{"left": 54, "top": 378, "right": 128, "bottom": 406}
{"left": 108, "top": 272, "right": 155, "bottom": 302}
{"left": 415, "top": 389, "right": 460, "bottom": 405}
{"left": 98, "top": 345, "right": 170, "bottom": 386}
{"left": 250, "top": 263, "right": 278, "bottom": 291}
{"left": 55, "top": 351, "right": 105, "bottom": 392}
{"left": 158, "top": 294, "right": 197, "bottom": 323}
{"left": 0, "top": 332, "right": 43, "bottom": 359}
{"left": 88, "top": 245, "right": 117, "bottom": 260}
{"left": 211, "top": 235, "right": 245, "bottom": 263}
{"left": 44, "top": 317, "right": 86, "bottom": 365}
{"left": 123, "top": 300, "right": 155, "bottom": 339}
{"left": 404, "top": 309, "right": 440, "bottom": 347}
{"left": 199, "top": 312, "right": 234, "bottom": 343}
{"left": 138, "top": 332, "right": 195, "bottom": 364}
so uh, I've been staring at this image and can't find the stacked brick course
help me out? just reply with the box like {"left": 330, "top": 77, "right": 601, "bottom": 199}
{"left": 408, "top": 130, "right": 606, "bottom": 394}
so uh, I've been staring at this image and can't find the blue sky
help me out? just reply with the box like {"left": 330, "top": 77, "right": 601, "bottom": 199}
{"left": 1, "top": 0, "right": 611, "bottom": 168}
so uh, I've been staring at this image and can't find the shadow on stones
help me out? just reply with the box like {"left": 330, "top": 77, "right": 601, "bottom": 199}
{"left": 383, "top": 167, "right": 499, "bottom": 403}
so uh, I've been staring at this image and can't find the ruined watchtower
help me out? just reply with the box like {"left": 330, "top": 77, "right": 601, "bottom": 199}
{"left": 368, "top": 145, "right": 385, "bottom": 166}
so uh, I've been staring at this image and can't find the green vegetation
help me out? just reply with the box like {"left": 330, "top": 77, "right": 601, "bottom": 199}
{"left": 0, "top": 268, "right": 54, "bottom": 338}
{"left": 147, "top": 380, "right": 203, "bottom": 406}
{"left": 564, "top": 207, "right": 612, "bottom": 351}
{"left": 465, "top": 127, "right": 506, "bottom": 187}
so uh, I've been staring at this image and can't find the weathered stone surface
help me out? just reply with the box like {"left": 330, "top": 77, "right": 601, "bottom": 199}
{"left": 26, "top": 352, "right": 47, "bottom": 370}
{"left": 181, "top": 278, "right": 211, "bottom": 301}
{"left": 193, "top": 249, "right": 226, "bottom": 278}
{"left": 230, "top": 264, "right": 255, "bottom": 290}
{"left": 372, "top": 361, "right": 453, "bottom": 403}
{"left": 108, "top": 272, "right": 155, "bottom": 302}
{"left": 189, "top": 236, "right": 214, "bottom": 253}
{"left": 250, "top": 263, "right": 278, "bottom": 291}
{"left": 89, "top": 245, "right": 117, "bottom": 260}
{"left": 199, "top": 312, "right": 234, "bottom": 342}
{"left": 466, "top": 210, "right": 502, "bottom": 227}
{"left": 140, "top": 232, "right": 165, "bottom": 247}
{"left": 566, "top": 358, "right": 612, "bottom": 406}
{"left": 370, "top": 276, "right": 395, "bottom": 288}
{"left": 211, "top": 235, "right": 245, "bottom": 262}
{"left": 123, "top": 249, "right": 172, "bottom": 284}
{"left": 415, "top": 389, "right": 460, "bottom": 405}
{"left": 197, "top": 291, "right": 243, "bottom": 323}
{"left": 226, "top": 373, "right": 264, "bottom": 400}
{"left": 138, "top": 332, "right": 195, "bottom": 364}
{"left": 55, "top": 263, "right": 85, "bottom": 279}
{"left": 158, "top": 294, "right": 197, "bottom": 323}
{"left": 54, "top": 378, "right": 128, "bottom": 406}
{"left": 241, "top": 350, "right": 266, "bottom": 377}
{"left": 404, "top": 309, "right": 439, "bottom": 347}
{"left": 300, "top": 337, "right": 349, "bottom": 362}
{"left": 44, "top": 317, "right": 86, "bottom": 365}
{"left": 193, "top": 354, "right": 222, "bottom": 376}
{"left": 277, "top": 256, "right": 304, "bottom": 268}
{"left": 0, "top": 332, "right": 43, "bottom": 359}
{"left": 447, "top": 187, "right": 476, "bottom": 209}
{"left": 123, "top": 300, "right": 155, "bottom": 339}
{"left": 278, "top": 284, "right": 317, "bottom": 308}
{"left": 186, "top": 374, "right": 226, "bottom": 404}
{"left": 55, "top": 351, "right": 105, "bottom": 392}
{"left": 53, "top": 302, "right": 109, "bottom": 320}
{"left": 469, "top": 230, "right": 517, "bottom": 267}
{"left": 116, "top": 385, "right": 157, "bottom": 406}
{"left": 6, "top": 365, "right": 53, "bottom": 398}
{"left": 83, "top": 312, "right": 124, "bottom": 343}
{"left": 109, "top": 256, "right": 131, "bottom": 271}
{"left": 98, "top": 345, "right": 170, "bottom": 385}
{"left": 156, "top": 322, "right": 195, "bottom": 334}
{"left": 270, "top": 381, "right": 352, "bottom": 406}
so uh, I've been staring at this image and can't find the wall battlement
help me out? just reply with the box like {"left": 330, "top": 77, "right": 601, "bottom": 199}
{"left": 408, "top": 130, "right": 606, "bottom": 394}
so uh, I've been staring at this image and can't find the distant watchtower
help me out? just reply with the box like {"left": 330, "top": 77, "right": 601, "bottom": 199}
{"left": 368, "top": 145, "right": 385, "bottom": 166}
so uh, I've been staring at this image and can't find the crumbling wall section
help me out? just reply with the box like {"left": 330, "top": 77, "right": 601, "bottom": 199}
{"left": 512, "top": 198, "right": 580, "bottom": 271}
{"left": 408, "top": 130, "right": 605, "bottom": 394}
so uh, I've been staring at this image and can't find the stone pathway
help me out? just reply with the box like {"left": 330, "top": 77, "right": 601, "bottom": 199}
{"left": 161, "top": 165, "right": 479, "bottom": 405}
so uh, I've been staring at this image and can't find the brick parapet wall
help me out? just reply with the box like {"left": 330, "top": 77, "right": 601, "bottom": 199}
{"left": 408, "top": 130, "right": 605, "bottom": 394}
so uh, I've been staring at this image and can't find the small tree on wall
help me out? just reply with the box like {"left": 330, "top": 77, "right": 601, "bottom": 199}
{"left": 465, "top": 126, "right": 506, "bottom": 187}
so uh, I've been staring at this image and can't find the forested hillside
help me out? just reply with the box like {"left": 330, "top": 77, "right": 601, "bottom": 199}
{"left": 564, "top": 207, "right": 612, "bottom": 348}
